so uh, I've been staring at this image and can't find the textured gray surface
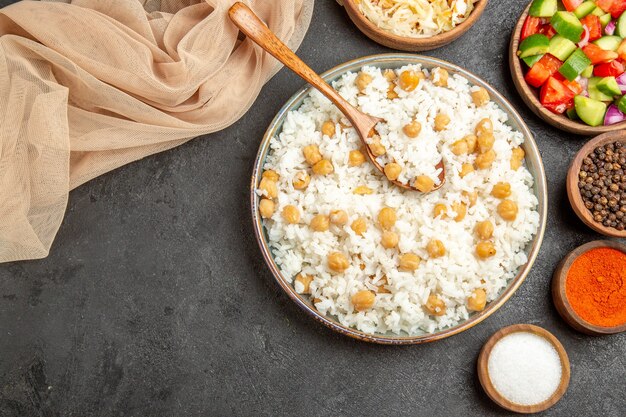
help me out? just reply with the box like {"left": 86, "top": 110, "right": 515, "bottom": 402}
{"left": 0, "top": 1, "right": 624, "bottom": 416}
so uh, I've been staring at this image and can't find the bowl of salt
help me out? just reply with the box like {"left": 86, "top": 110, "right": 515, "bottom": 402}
{"left": 477, "top": 324, "right": 570, "bottom": 414}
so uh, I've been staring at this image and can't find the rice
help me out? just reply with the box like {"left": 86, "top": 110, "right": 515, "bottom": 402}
{"left": 258, "top": 64, "right": 540, "bottom": 335}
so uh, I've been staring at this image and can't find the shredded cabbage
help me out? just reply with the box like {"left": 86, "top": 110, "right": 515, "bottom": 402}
{"left": 358, "top": 0, "right": 477, "bottom": 38}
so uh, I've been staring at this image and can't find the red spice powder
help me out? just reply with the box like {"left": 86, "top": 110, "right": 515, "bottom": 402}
{"left": 565, "top": 247, "right": 626, "bottom": 328}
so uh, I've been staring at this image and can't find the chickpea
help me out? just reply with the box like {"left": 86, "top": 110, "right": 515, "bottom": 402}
{"left": 356, "top": 72, "right": 373, "bottom": 92}
{"left": 282, "top": 205, "right": 300, "bottom": 224}
{"left": 476, "top": 241, "right": 496, "bottom": 259}
{"left": 310, "top": 214, "right": 330, "bottom": 232}
{"left": 377, "top": 275, "right": 392, "bottom": 294}
{"left": 351, "top": 290, "right": 376, "bottom": 312}
{"left": 378, "top": 207, "right": 397, "bottom": 230}
{"left": 369, "top": 137, "right": 387, "bottom": 156}
{"left": 321, "top": 121, "right": 336, "bottom": 138}
{"left": 303, "top": 144, "right": 322, "bottom": 165}
{"left": 348, "top": 150, "right": 366, "bottom": 167}
{"left": 433, "top": 203, "right": 447, "bottom": 218}
{"left": 475, "top": 220, "right": 494, "bottom": 240}
{"left": 467, "top": 289, "right": 487, "bottom": 312}
{"left": 475, "top": 150, "right": 496, "bottom": 170}
{"left": 477, "top": 132, "right": 495, "bottom": 154}
{"left": 383, "top": 69, "right": 397, "bottom": 81}
{"left": 330, "top": 210, "right": 348, "bottom": 225}
{"left": 384, "top": 163, "right": 402, "bottom": 181}
{"left": 427, "top": 239, "right": 446, "bottom": 258}
{"left": 425, "top": 294, "right": 446, "bottom": 316}
{"left": 381, "top": 231, "right": 399, "bottom": 249}
{"left": 262, "top": 170, "right": 279, "bottom": 182}
{"left": 399, "top": 70, "right": 421, "bottom": 92}
{"left": 498, "top": 199, "right": 518, "bottom": 221}
{"left": 312, "top": 159, "right": 334, "bottom": 175}
{"left": 399, "top": 253, "right": 421, "bottom": 271}
{"left": 294, "top": 273, "right": 314, "bottom": 294}
{"left": 415, "top": 175, "right": 435, "bottom": 193}
{"left": 460, "top": 163, "right": 475, "bottom": 178}
{"left": 464, "top": 134, "right": 478, "bottom": 153}
{"left": 491, "top": 182, "right": 512, "bottom": 199}
{"left": 351, "top": 217, "right": 368, "bottom": 236}
{"left": 259, "top": 177, "right": 278, "bottom": 199}
{"left": 475, "top": 118, "right": 493, "bottom": 137}
{"left": 259, "top": 198, "right": 275, "bottom": 219}
{"left": 451, "top": 202, "right": 467, "bottom": 222}
{"left": 403, "top": 120, "right": 422, "bottom": 138}
{"left": 463, "top": 190, "right": 478, "bottom": 207}
{"left": 353, "top": 185, "right": 373, "bottom": 195}
{"left": 431, "top": 68, "right": 449, "bottom": 87}
{"left": 511, "top": 147, "right": 525, "bottom": 171}
{"left": 387, "top": 84, "right": 399, "bottom": 99}
{"left": 292, "top": 171, "right": 310, "bottom": 190}
{"left": 471, "top": 87, "right": 490, "bottom": 107}
{"left": 327, "top": 252, "right": 350, "bottom": 272}
{"left": 451, "top": 139, "right": 469, "bottom": 155}
{"left": 434, "top": 113, "right": 450, "bottom": 132}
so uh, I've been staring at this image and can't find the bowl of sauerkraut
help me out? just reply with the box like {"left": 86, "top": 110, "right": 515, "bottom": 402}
{"left": 340, "top": 0, "right": 488, "bottom": 51}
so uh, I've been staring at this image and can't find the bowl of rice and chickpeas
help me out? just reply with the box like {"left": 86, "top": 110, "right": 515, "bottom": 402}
{"left": 252, "top": 54, "right": 547, "bottom": 344}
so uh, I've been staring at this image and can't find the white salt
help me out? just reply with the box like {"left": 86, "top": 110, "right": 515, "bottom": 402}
{"left": 487, "top": 332, "right": 562, "bottom": 406}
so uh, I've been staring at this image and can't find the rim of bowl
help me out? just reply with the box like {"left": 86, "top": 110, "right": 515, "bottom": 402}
{"left": 341, "top": 0, "right": 489, "bottom": 51}
{"left": 510, "top": 3, "right": 626, "bottom": 135}
{"left": 250, "top": 53, "right": 548, "bottom": 345}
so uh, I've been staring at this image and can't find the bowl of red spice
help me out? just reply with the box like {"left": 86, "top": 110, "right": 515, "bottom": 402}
{"left": 566, "top": 130, "right": 626, "bottom": 238}
{"left": 552, "top": 240, "right": 626, "bottom": 335}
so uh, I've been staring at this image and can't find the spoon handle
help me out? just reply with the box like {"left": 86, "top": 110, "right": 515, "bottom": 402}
{"left": 228, "top": 2, "right": 361, "bottom": 125}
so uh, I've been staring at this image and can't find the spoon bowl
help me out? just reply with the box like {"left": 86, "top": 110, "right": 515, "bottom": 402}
{"left": 229, "top": 2, "right": 446, "bottom": 192}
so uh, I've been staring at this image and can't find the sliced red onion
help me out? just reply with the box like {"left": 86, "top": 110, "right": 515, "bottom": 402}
{"left": 605, "top": 21, "right": 617, "bottom": 35}
{"left": 618, "top": 83, "right": 626, "bottom": 94}
{"left": 578, "top": 77, "right": 589, "bottom": 91}
{"left": 604, "top": 104, "right": 626, "bottom": 125}
{"left": 617, "top": 72, "right": 626, "bottom": 85}
{"left": 578, "top": 26, "right": 590, "bottom": 47}
{"left": 581, "top": 90, "right": 590, "bottom": 97}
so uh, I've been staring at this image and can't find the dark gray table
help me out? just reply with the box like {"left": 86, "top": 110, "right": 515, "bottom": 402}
{"left": 0, "top": 1, "right": 624, "bottom": 416}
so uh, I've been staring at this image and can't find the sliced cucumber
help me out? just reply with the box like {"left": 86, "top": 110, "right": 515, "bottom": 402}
{"left": 575, "top": 96, "right": 608, "bottom": 126}
{"left": 594, "top": 36, "right": 623, "bottom": 51}
{"left": 566, "top": 107, "right": 580, "bottom": 120}
{"left": 522, "top": 54, "right": 545, "bottom": 67}
{"left": 518, "top": 34, "right": 551, "bottom": 58}
{"left": 549, "top": 35, "right": 578, "bottom": 60}
{"left": 600, "top": 13, "right": 612, "bottom": 27}
{"left": 559, "top": 49, "right": 592, "bottom": 80}
{"left": 592, "top": 7, "right": 606, "bottom": 17}
{"left": 617, "top": 11, "right": 626, "bottom": 37}
{"left": 589, "top": 77, "right": 615, "bottom": 101}
{"left": 597, "top": 76, "right": 622, "bottom": 96}
{"left": 581, "top": 64, "right": 594, "bottom": 78}
{"left": 529, "top": 0, "right": 558, "bottom": 17}
{"left": 617, "top": 95, "right": 626, "bottom": 113}
{"left": 551, "top": 11, "right": 584, "bottom": 43}
{"left": 574, "top": 1, "right": 597, "bottom": 19}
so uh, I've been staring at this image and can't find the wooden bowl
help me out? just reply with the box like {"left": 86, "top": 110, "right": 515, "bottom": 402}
{"left": 477, "top": 324, "right": 570, "bottom": 414}
{"left": 510, "top": 3, "right": 626, "bottom": 135}
{"left": 552, "top": 240, "right": 626, "bottom": 336}
{"left": 566, "top": 130, "right": 626, "bottom": 238}
{"left": 341, "top": 0, "right": 488, "bottom": 52}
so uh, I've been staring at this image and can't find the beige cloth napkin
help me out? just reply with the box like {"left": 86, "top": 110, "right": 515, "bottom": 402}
{"left": 0, "top": 0, "right": 313, "bottom": 262}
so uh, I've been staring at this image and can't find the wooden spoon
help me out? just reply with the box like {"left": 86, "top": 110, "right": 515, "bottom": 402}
{"left": 228, "top": 2, "right": 445, "bottom": 192}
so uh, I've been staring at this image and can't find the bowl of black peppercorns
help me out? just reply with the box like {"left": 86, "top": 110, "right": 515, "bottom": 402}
{"left": 567, "top": 131, "right": 626, "bottom": 239}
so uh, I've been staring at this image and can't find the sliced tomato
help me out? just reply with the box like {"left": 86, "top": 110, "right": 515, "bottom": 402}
{"left": 540, "top": 77, "right": 576, "bottom": 114}
{"left": 521, "top": 16, "right": 543, "bottom": 40}
{"left": 563, "top": 79, "right": 584, "bottom": 95}
{"left": 581, "top": 15, "right": 602, "bottom": 41}
{"left": 583, "top": 43, "right": 619, "bottom": 64}
{"left": 563, "top": 0, "right": 584, "bottom": 10}
{"left": 525, "top": 54, "right": 563, "bottom": 88}
{"left": 594, "top": 60, "right": 626, "bottom": 76}
{"left": 597, "top": 0, "right": 626, "bottom": 17}
{"left": 540, "top": 24, "right": 557, "bottom": 38}
{"left": 618, "top": 39, "right": 626, "bottom": 61}
{"left": 595, "top": 0, "right": 614, "bottom": 13}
